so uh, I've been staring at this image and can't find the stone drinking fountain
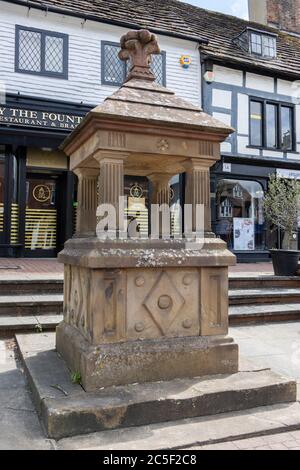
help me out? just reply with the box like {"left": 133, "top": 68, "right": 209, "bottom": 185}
{"left": 57, "top": 29, "right": 239, "bottom": 391}
{"left": 17, "top": 30, "right": 295, "bottom": 440}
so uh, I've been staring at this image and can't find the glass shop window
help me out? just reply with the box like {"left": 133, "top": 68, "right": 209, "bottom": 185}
{"left": 124, "top": 175, "right": 182, "bottom": 238}
{"left": 250, "top": 99, "right": 295, "bottom": 151}
{"left": 0, "top": 146, "right": 5, "bottom": 236}
{"left": 215, "top": 179, "right": 266, "bottom": 251}
{"left": 124, "top": 176, "right": 149, "bottom": 238}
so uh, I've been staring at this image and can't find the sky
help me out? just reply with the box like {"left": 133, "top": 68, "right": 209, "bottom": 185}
{"left": 180, "top": 0, "right": 249, "bottom": 19}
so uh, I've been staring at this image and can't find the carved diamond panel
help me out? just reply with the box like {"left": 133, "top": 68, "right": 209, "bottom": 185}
{"left": 143, "top": 272, "right": 184, "bottom": 335}
{"left": 126, "top": 268, "right": 200, "bottom": 340}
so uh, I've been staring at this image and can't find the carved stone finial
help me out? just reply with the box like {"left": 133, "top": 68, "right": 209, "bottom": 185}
{"left": 119, "top": 29, "right": 161, "bottom": 82}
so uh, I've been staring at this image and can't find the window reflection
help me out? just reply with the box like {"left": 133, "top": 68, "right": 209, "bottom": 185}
{"left": 215, "top": 179, "right": 266, "bottom": 251}
{"left": 250, "top": 101, "right": 263, "bottom": 147}
{"left": 0, "top": 146, "right": 5, "bottom": 236}
{"left": 266, "top": 103, "right": 277, "bottom": 148}
{"left": 281, "top": 106, "right": 292, "bottom": 150}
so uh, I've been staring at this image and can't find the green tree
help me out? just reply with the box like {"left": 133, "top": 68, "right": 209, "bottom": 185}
{"left": 264, "top": 175, "right": 300, "bottom": 250}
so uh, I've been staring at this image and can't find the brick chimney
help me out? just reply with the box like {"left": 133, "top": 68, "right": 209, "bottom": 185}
{"left": 249, "top": 0, "right": 300, "bottom": 34}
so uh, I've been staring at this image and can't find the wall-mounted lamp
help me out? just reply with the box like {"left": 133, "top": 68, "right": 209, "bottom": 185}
{"left": 203, "top": 70, "right": 215, "bottom": 83}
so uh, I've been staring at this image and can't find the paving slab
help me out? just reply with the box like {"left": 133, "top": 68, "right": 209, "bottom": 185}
{"left": 16, "top": 332, "right": 297, "bottom": 440}
{"left": 0, "top": 316, "right": 62, "bottom": 332}
{"left": 0, "top": 294, "right": 63, "bottom": 305}
{"left": 57, "top": 402, "right": 300, "bottom": 450}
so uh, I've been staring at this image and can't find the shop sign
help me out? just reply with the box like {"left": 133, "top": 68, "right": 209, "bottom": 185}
{"left": 223, "top": 163, "right": 232, "bottom": 173}
{"left": 0, "top": 105, "right": 84, "bottom": 130}
{"left": 33, "top": 185, "right": 51, "bottom": 203}
{"left": 276, "top": 169, "right": 300, "bottom": 180}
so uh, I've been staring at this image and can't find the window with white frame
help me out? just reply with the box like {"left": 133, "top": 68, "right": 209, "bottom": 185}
{"left": 15, "top": 26, "right": 68, "bottom": 78}
{"left": 250, "top": 32, "right": 277, "bottom": 58}
{"left": 101, "top": 41, "right": 166, "bottom": 86}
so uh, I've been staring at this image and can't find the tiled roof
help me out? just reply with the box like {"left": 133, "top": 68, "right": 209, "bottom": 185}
{"left": 9, "top": 0, "right": 300, "bottom": 79}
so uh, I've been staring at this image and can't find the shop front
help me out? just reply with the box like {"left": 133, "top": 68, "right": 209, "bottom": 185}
{"left": 0, "top": 94, "right": 185, "bottom": 257}
{"left": 0, "top": 94, "right": 90, "bottom": 257}
{"left": 211, "top": 161, "right": 276, "bottom": 263}
{"left": 211, "top": 159, "right": 300, "bottom": 262}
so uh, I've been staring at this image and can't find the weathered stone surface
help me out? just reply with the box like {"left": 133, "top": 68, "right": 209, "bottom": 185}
{"left": 57, "top": 402, "right": 300, "bottom": 450}
{"left": 55, "top": 29, "right": 238, "bottom": 392}
{"left": 16, "top": 333, "right": 297, "bottom": 440}
{"left": 56, "top": 322, "right": 239, "bottom": 391}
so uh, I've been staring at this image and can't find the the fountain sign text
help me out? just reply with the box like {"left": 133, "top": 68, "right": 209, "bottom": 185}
{"left": 0, "top": 106, "right": 84, "bottom": 130}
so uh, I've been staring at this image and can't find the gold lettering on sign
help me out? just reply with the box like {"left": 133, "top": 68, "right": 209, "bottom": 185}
{"left": 108, "top": 132, "right": 126, "bottom": 148}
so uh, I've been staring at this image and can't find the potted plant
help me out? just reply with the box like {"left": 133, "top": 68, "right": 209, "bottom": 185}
{"left": 264, "top": 174, "right": 300, "bottom": 276}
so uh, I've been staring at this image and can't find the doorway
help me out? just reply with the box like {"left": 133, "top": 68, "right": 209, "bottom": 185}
{"left": 25, "top": 174, "right": 59, "bottom": 257}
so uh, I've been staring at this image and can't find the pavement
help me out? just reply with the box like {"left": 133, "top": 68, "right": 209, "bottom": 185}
{"left": 0, "top": 258, "right": 273, "bottom": 279}
{"left": 0, "top": 321, "right": 300, "bottom": 450}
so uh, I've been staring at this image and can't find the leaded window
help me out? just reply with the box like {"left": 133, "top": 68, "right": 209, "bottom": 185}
{"left": 234, "top": 28, "right": 277, "bottom": 59}
{"left": 101, "top": 41, "right": 166, "bottom": 86}
{"left": 250, "top": 32, "right": 277, "bottom": 58}
{"left": 15, "top": 26, "right": 68, "bottom": 78}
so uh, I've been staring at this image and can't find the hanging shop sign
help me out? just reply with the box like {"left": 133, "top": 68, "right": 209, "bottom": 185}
{"left": 0, "top": 106, "right": 84, "bottom": 130}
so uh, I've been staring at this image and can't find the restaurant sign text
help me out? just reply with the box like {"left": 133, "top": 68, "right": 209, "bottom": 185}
{"left": 0, "top": 106, "right": 84, "bottom": 130}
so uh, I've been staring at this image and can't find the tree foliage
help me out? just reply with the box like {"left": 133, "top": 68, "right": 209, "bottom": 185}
{"left": 264, "top": 175, "right": 300, "bottom": 249}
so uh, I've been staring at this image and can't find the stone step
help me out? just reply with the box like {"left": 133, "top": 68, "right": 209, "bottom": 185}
{"left": 0, "top": 294, "right": 63, "bottom": 316}
{"left": 16, "top": 332, "right": 296, "bottom": 440}
{"left": 57, "top": 402, "right": 300, "bottom": 450}
{"left": 0, "top": 279, "right": 63, "bottom": 296}
{"left": 229, "top": 288, "right": 300, "bottom": 305}
{"left": 229, "top": 276, "right": 300, "bottom": 290}
{"left": 0, "top": 314, "right": 63, "bottom": 333}
{"left": 229, "top": 303, "right": 300, "bottom": 325}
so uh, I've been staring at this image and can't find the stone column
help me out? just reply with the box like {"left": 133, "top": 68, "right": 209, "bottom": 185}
{"left": 74, "top": 168, "right": 99, "bottom": 236}
{"left": 95, "top": 152, "right": 129, "bottom": 235}
{"left": 148, "top": 173, "right": 173, "bottom": 239}
{"left": 148, "top": 173, "right": 172, "bottom": 205}
{"left": 184, "top": 159, "right": 211, "bottom": 235}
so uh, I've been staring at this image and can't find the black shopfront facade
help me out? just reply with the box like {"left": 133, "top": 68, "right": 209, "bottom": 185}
{"left": 0, "top": 94, "right": 184, "bottom": 258}
{"left": 0, "top": 94, "right": 90, "bottom": 258}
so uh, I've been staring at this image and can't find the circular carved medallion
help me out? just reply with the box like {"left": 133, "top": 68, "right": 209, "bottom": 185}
{"left": 183, "top": 274, "right": 193, "bottom": 286}
{"left": 135, "top": 276, "right": 145, "bottom": 287}
{"left": 158, "top": 295, "right": 172, "bottom": 310}
{"left": 182, "top": 319, "right": 192, "bottom": 329}
{"left": 135, "top": 322, "right": 145, "bottom": 333}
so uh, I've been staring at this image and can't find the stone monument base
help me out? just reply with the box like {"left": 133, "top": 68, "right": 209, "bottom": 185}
{"left": 57, "top": 237, "right": 238, "bottom": 391}
{"left": 56, "top": 322, "right": 239, "bottom": 391}
{"left": 16, "top": 333, "right": 297, "bottom": 440}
